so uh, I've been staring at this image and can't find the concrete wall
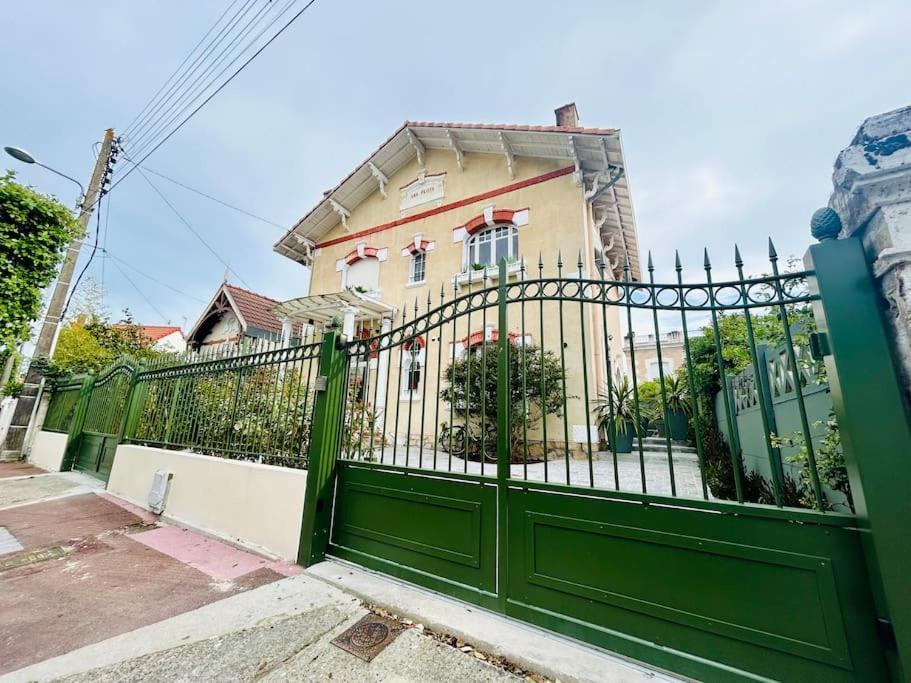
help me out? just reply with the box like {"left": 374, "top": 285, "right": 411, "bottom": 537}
{"left": 108, "top": 445, "right": 307, "bottom": 560}
{"left": 28, "top": 430, "right": 69, "bottom": 471}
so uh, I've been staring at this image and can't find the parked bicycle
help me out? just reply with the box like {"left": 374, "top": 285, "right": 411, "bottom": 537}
{"left": 438, "top": 422, "right": 497, "bottom": 462}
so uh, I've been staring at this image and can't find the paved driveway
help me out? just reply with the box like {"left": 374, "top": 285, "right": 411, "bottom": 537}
{"left": 0, "top": 472, "right": 295, "bottom": 676}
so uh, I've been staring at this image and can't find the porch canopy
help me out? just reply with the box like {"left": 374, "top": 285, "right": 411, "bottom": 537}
{"left": 272, "top": 288, "right": 396, "bottom": 327}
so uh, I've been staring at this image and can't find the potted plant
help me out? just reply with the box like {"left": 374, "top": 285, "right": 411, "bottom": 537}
{"left": 470, "top": 262, "right": 487, "bottom": 272}
{"left": 591, "top": 376, "right": 639, "bottom": 454}
{"left": 662, "top": 374, "right": 691, "bottom": 440}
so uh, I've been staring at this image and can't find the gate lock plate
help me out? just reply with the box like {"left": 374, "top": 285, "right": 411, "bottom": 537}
{"left": 315, "top": 375, "right": 328, "bottom": 392}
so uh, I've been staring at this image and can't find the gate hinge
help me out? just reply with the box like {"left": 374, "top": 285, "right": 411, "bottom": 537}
{"left": 876, "top": 617, "right": 897, "bottom": 651}
{"left": 808, "top": 332, "right": 831, "bottom": 361}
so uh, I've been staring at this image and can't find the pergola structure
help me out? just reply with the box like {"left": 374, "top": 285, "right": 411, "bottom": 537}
{"left": 271, "top": 288, "right": 397, "bottom": 342}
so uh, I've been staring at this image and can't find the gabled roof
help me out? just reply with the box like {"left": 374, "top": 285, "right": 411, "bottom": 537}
{"left": 111, "top": 324, "right": 184, "bottom": 343}
{"left": 223, "top": 284, "right": 283, "bottom": 335}
{"left": 186, "top": 283, "right": 284, "bottom": 343}
{"left": 273, "top": 119, "right": 641, "bottom": 278}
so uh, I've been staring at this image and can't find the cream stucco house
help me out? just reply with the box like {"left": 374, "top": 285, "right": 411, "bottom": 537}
{"left": 272, "top": 104, "right": 641, "bottom": 453}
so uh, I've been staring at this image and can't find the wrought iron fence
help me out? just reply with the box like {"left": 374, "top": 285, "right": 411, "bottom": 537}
{"left": 338, "top": 241, "right": 844, "bottom": 514}
{"left": 43, "top": 380, "right": 84, "bottom": 433}
{"left": 125, "top": 341, "right": 322, "bottom": 468}
{"left": 82, "top": 364, "right": 134, "bottom": 435}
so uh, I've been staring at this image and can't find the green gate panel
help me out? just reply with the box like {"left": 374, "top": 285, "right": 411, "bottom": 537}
{"left": 505, "top": 484, "right": 888, "bottom": 682}
{"left": 72, "top": 432, "right": 117, "bottom": 482}
{"left": 73, "top": 433, "right": 105, "bottom": 478}
{"left": 330, "top": 462, "right": 498, "bottom": 609}
{"left": 96, "top": 435, "right": 118, "bottom": 481}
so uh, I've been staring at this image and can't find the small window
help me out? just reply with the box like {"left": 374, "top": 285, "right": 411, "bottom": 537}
{"left": 401, "top": 338, "right": 425, "bottom": 398}
{"left": 646, "top": 359, "right": 673, "bottom": 380}
{"left": 409, "top": 250, "right": 426, "bottom": 284}
{"left": 465, "top": 224, "right": 518, "bottom": 269}
{"left": 345, "top": 257, "right": 380, "bottom": 292}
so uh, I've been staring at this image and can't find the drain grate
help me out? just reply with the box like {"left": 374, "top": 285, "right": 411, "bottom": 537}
{"left": 331, "top": 613, "right": 404, "bottom": 662}
{"left": 0, "top": 545, "right": 66, "bottom": 572}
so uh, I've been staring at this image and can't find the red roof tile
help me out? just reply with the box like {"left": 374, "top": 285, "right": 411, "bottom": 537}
{"left": 224, "top": 284, "right": 283, "bottom": 334}
{"left": 404, "top": 121, "right": 619, "bottom": 136}
{"left": 111, "top": 324, "right": 184, "bottom": 342}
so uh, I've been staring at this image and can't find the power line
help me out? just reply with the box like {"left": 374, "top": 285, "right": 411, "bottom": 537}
{"left": 121, "top": 158, "right": 285, "bottom": 230}
{"left": 108, "top": 0, "right": 319, "bottom": 195}
{"left": 99, "top": 248, "right": 209, "bottom": 304}
{"left": 108, "top": 258, "right": 172, "bottom": 323}
{"left": 126, "top": 0, "right": 267, "bottom": 151}
{"left": 123, "top": 0, "right": 248, "bottom": 138}
{"left": 131, "top": 160, "right": 253, "bottom": 288}
{"left": 127, "top": 0, "right": 274, "bottom": 155}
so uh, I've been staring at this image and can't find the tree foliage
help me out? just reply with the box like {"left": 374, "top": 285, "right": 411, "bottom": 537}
{"left": 0, "top": 172, "right": 81, "bottom": 347}
{"left": 440, "top": 342, "right": 568, "bottom": 455}
{"left": 43, "top": 311, "right": 160, "bottom": 380}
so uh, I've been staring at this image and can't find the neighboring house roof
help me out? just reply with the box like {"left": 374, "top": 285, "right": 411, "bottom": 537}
{"left": 273, "top": 118, "right": 641, "bottom": 278}
{"left": 186, "top": 283, "right": 284, "bottom": 344}
{"left": 111, "top": 324, "right": 184, "bottom": 343}
{"left": 223, "top": 284, "right": 284, "bottom": 335}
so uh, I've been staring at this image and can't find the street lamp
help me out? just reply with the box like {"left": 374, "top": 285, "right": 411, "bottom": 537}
{"left": 4, "top": 145, "right": 86, "bottom": 203}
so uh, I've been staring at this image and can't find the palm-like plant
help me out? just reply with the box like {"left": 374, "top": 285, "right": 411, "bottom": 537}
{"left": 662, "top": 374, "right": 692, "bottom": 416}
{"left": 591, "top": 375, "right": 639, "bottom": 436}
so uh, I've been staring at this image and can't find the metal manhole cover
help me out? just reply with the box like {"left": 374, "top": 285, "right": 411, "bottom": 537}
{"left": 0, "top": 545, "right": 67, "bottom": 572}
{"left": 331, "top": 613, "right": 404, "bottom": 662}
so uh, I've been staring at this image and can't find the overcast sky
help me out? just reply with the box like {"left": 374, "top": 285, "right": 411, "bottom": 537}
{"left": 3, "top": 1, "right": 910, "bottom": 336}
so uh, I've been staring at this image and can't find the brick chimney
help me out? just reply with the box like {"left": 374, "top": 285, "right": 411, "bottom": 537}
{"left": 554, "top": 102, "right": 579, "bottom": 128}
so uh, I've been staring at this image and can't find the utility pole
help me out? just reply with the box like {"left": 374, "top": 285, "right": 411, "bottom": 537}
{"left": 0, "top": 129, "right": 116, "bottom": 461}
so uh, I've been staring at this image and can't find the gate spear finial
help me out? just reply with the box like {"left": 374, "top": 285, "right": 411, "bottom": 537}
{"left": 767, "top": 238, "right": 778, "bottom": 261}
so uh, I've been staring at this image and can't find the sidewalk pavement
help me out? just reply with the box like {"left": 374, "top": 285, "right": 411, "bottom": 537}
{"left": 1, "top": 466, "right": 677, "bottom": 682}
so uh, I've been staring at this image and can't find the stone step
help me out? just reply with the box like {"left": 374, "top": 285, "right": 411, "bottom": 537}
{"left": 642, "top": 437, "right": 696, "bottom": 453}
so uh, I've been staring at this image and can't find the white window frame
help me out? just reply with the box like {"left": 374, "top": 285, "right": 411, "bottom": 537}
{"left": 409, "top": 250, "right": 426, "bottom": 284}
{"left": 400, "top": 340, "right": 426, "bottom": 400}
{"left": 646, "top": 358, "right": 673, "bottom": 380}
{"left": 463, "top": 224, "right": 519, "bottom": 271}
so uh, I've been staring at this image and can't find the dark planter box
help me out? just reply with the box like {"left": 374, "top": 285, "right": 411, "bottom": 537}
{"left": 666, "top": 409, "right": 688, "bottom": 441}
{"left": 608, "top": 419, "right": 636, "bottom": 454}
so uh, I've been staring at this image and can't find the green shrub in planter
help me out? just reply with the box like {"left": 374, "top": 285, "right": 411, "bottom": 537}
{"left": 662, "top": 374, "right": 691, "bottom": 441}
{"left": 591, "top": 375, "right": 640, "bottom": 455}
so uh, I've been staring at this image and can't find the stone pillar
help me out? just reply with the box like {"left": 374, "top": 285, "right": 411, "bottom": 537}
{"left": 280, "top": 316, "right": 293, "bottom": 348}
{"left": 824, "top": 104, "right": 911, "bottom": 403}
{"left": 341, "top": 306, "right": 357, "bottom": 340}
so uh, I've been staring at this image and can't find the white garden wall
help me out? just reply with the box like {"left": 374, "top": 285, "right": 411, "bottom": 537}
{"left": 108, "top": 445, "right": 307, "bottom": 560}
{"left": 28, "top": 430, "right": 69, "bottom": 471}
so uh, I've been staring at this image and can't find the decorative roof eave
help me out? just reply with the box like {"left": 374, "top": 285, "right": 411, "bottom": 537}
{"left": 186, "top": 283, "right": 242, "bottom": 343}
{"left": 273, "top": 121, "right": 640, "bottom": 278}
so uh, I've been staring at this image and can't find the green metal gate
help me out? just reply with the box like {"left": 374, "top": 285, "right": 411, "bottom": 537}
{"left": 59, "top": 362, "right": 137, "bottom": 482}
{"left": 299, "top": 234, "right": 910, "bottom": 681}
